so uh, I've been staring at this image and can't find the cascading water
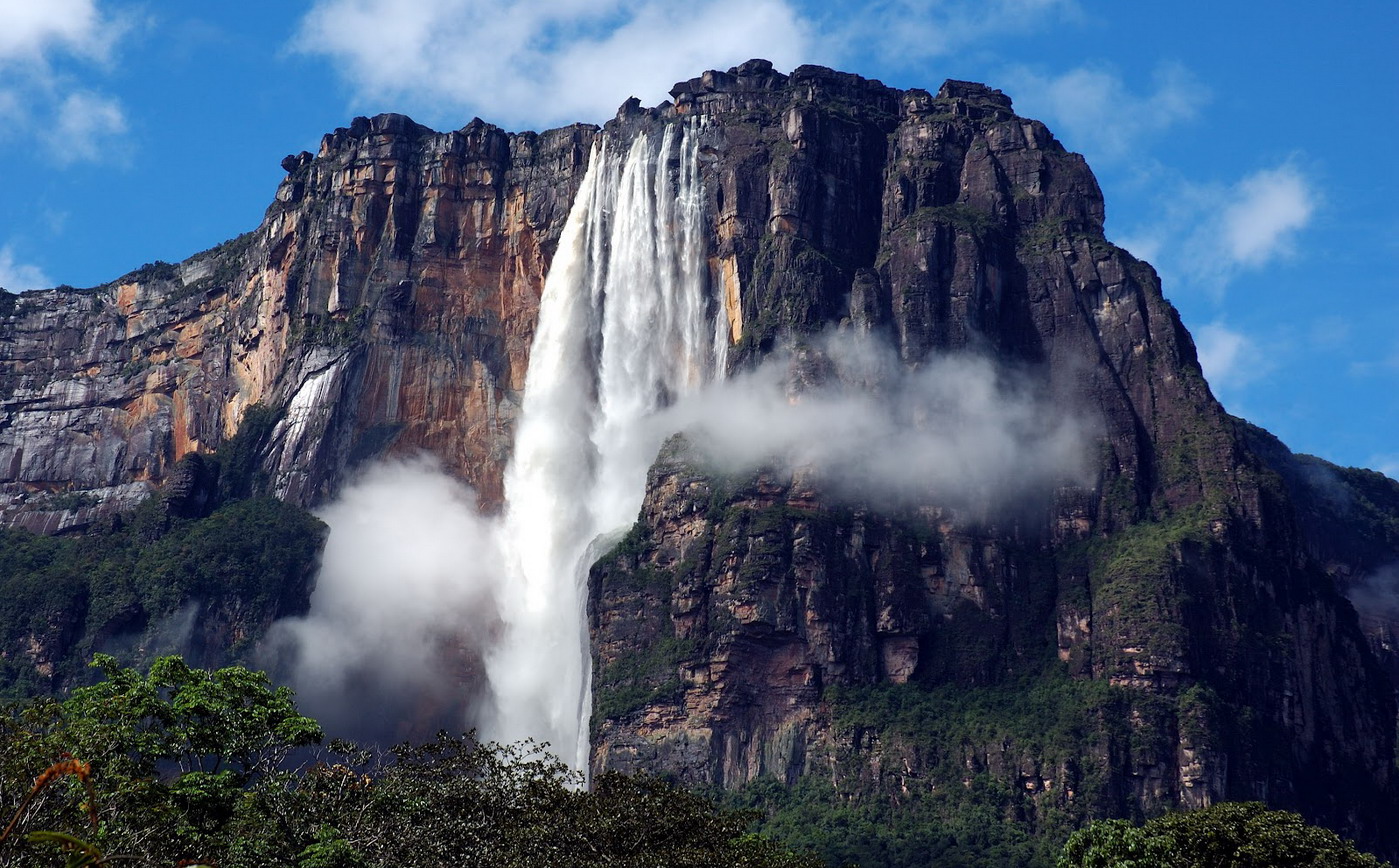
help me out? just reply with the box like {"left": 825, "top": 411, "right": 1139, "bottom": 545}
{"left": 485, "top": 118, "right": 722, "bottom": 772}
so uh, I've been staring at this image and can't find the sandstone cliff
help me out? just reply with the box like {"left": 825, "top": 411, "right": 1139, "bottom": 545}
{"left": 0, "top": 114, "right": 593, "bottom": 530}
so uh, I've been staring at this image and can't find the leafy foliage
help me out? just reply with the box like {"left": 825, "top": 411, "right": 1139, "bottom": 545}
{"left": 0, "top": 657, "right": 821, "bottom": 867}
{"left": 0, "top": 495, "right": 326, "bottom": 696}
{"left": 730, "top": 673, "right": 1141, "bottom": 868}
{"left": 1058, "top": 802, "right": 1390, "bottom": 868}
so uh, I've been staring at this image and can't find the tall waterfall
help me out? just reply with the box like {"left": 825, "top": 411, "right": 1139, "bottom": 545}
{"left": 486, "top": 118, "right": 722, "bottom": 772}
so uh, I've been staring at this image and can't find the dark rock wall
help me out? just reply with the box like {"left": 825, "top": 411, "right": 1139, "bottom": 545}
{"left": 585, "top": 61, "right": 1399, "bottom": 853}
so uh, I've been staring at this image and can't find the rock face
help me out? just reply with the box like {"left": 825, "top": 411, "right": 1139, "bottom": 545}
{"left": 0, "top": 114, "right": 594, "bottom": 524}
{"left": 1, "top": 59, "right": 1397, "bottom": 860}
{"left": 581, "top": 61, "right": 1399, "bottom": 856}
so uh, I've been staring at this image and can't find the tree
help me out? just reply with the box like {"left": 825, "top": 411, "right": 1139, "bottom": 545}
{"left": 1, "top": 656, "right": 821, "bottom": 867}
{"left": 1058, "top": 802, "right": 1389, "bottom": 868}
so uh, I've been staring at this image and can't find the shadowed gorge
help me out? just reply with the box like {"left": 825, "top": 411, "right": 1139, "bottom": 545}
{"left": 1, "top": 60, "right": 1397, "bottom": 867}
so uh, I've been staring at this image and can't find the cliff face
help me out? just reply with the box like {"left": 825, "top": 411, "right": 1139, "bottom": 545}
{"left": 581, "top": 62, "right": 1399, "bottom": 853}
{"left": 0, "top": 114, "right": 593, "bottom": 529}
{"left": 2, "top": 59, "right": 1397, "bottom": 860}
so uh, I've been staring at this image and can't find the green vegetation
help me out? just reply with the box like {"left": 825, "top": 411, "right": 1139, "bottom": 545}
{"left": 122, "top": 261, "right": 181, "bottom": 284}
{"left": 1299, "top": 456, "right": 1399, "bottom": 548}
{"left": 214, "top": 402, "right": 283, "bottom": 502}
{"left": 1058, "top": 802, "right": 1389, "bottom": 868}
{"left": 1019, "top": 216, "right": 1072, "bottom": 254}
{"left": 906, "top": 203, "right": 997, "bottom": 239}
{"left": 724, "top": 671, "right": 1204, "bottom": 868}
{"left": 591, "top": 635, "right": 696, "bottom": 727}
{"left": 0, "top": 403, "right": 322, "bottom": 697}
{"left": 0, "top": 495, "right": 326, "bottom": 696}
{"left": 740, "top": 234, "right": 846, "bottom": 357}
{"left": 291, "top": 305, "right": 371, "bottom": 347}
{"left": 0, "top": 656, "right": 822, "bottom": 867}
{"left": 180, "top": 230, "right": 259, "bottom": 298}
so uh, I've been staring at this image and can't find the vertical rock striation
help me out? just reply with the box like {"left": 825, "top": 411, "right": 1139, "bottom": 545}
{"left": 0, "top": 114, "right": 595, "bottom": 526}
{"left": 583, "top": 61, "right": 1399, "bottom": 856}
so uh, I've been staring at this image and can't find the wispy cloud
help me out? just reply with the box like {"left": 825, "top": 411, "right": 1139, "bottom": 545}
{"left": 43, "top": 89, "right": 127, "bottom": 164}
{"left": 1004, "top": 62, "right": 1205, "bottom": 165}
{"left": 0, "top": 0, "right": 118, "bottom": 63}
{"left": 0, "top": 0, "right": 131, "bottom": 166}
{"left": 1194, "top": 320, "right": 1266, "bottom": 396}
{"left": 818, "top": 0, "right": 1079, "bottom": 67}
{"left": 0, "top": 243, "right": 52, "bottom": 292}
{"left": 1374, "top": 456, "right": 1399, "bottom": 482}
{"left": 1217, "top": 164, "right": 1315, "bottom": 267}
{"left": 293, "top": 0, "right": 1091, "bottom": 129}
{"left": 1118, "top": 161, "right": 1318, "bottom": 298}
{"left": 293, "top": 0, "right": 811, "bottom": 129}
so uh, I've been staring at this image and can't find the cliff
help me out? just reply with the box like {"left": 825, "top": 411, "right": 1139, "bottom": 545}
{"left": 0, "top": 114, "right": 593, "bottom": 528}
{"left": 581, "top": 62, "right": 1399, "bottom": 860}
{"left": 1, "top": 59, "right": 1397, "bottom": 864}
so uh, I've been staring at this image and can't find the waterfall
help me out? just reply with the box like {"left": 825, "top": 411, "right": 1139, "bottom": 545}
{"left": 486, "top": 118, "right": 721, "bottom": 772}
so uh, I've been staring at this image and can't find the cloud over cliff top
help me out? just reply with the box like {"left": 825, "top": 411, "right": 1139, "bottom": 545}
{"left": 292, "top": 0, "right": 811, "bottom": 128}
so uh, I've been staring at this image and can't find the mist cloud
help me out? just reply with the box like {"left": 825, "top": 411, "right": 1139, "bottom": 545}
{"left": 658, "top": 330, "right": 1097, "bottom": 513}
{"left": 266, "top": 456, "right": 502, "bottom": 744}
{"left": 1346, "top": 563, "right": 1399, "bottom": 624}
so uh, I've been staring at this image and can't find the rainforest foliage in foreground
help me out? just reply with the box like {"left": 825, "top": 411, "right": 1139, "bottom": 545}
{"left": 1, "top": 656, "right": 1387, "bottom": 867}
{"left": 0, "top": 655, "right": 821, "bottom": 867}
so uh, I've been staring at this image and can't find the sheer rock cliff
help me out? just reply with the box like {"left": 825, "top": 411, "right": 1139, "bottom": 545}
{"left": 0, "top": 114, "right": 593, "bottom": 528}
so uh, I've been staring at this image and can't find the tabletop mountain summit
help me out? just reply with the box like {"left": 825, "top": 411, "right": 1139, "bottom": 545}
{"left": 2, "top": 60, "right": 1397, "bottom": 866}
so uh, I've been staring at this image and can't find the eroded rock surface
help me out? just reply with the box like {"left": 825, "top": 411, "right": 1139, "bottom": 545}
{"left": 0, "top": 114, "right": 595, "bottom": 523}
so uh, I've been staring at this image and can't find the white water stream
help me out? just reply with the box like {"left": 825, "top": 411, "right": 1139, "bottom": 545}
{"left": 485, "top": 118, "right": 723, "bottom": 771}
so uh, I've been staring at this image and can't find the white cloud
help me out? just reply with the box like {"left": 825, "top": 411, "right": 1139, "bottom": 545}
{"left": 1370, "top": 455, "right": 1399, "bottom": 481}
{"left": 1116, "top": 161, "right": 1318, "bottom": 298}
{"left": 1194, "top": 321, "right": 1262, "bottom": 393}
{"left": 0, "top": 244, "right": 52, "bottom": 292}
{"left": 0, "top": 0, "right": 130, "bottom": 165}
{"left": 1005, "top": 62, "right": 1205, "bottom": 163}
{"left": 1219, "top": 164, "right": 1315, "bottom": 267}
{"left": 44, "top": 89, "right": 127, "bottom": 164}
{"left": 0, "top": 0, "right": 115, "bottom": 63}
{"left": 294, "top": 0, "right": 1092, "bottom": 129}
{"left": 656, "top": 330, "right": 1097, "bottom": 511}
{"left": 293, "top": 0, "right": 811, "bottom": 128}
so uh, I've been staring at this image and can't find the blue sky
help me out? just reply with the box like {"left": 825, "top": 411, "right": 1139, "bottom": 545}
{"left": 0, "top": 0, "right": 1395, "bottom": 476}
